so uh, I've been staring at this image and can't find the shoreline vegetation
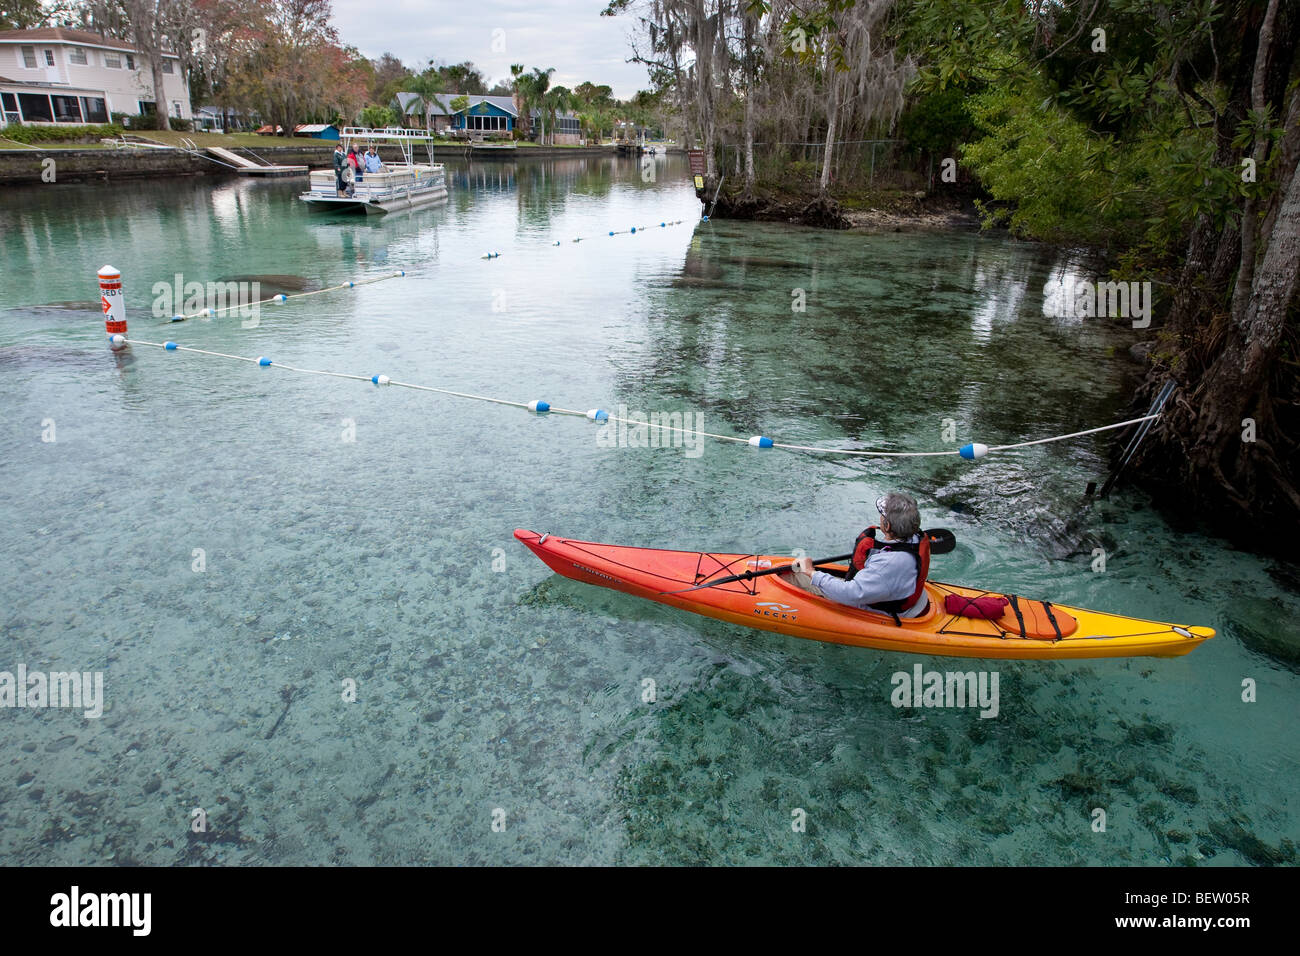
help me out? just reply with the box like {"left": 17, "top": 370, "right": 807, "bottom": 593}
{"left": 603, "top": 0, "right": 1299, "bottom": 553}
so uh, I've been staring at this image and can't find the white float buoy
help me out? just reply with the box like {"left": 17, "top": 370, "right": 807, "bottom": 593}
{"left": 959, "top": 442, "right": 989, "bottom": 460}
{"left": 98, "top": 265, "right": 127, "bottom": 350}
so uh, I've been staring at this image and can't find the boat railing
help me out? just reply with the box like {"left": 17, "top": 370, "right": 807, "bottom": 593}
{"left": 304, "top": 163, "right": 445, "bottom": 200}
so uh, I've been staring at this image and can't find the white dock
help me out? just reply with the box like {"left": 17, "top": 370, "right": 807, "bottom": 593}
{"left": 207, "top": 146, "right": 307, "bottom": 177}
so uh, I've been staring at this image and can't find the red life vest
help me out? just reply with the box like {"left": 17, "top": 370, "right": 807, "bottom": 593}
{"left": 847, "top": 526, "right": 930, "bottom": 615}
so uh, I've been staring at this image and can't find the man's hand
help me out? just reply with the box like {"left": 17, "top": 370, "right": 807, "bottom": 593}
{"left": 791, "top": 556, "right": 814, "bottom": 577}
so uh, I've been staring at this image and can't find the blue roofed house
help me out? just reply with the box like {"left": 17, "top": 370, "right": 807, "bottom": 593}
{"left": 453, "top": 95, "right": 516, "bottom": 136}
{"left": 390, "top": 90, "right": 583, "bottom": 144}
{"left": 391, "top": 92, "right": 519, "bottom": 138}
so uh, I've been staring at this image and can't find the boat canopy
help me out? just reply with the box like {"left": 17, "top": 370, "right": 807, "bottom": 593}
{"left": 337, "top": 127, "right": 438, "bottom": 165}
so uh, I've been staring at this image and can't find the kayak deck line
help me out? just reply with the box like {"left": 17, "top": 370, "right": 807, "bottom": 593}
{"left": 513, "top": 529, "right": 1215, "bottom": 661}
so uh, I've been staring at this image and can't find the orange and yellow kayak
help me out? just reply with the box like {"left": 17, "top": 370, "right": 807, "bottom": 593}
{"left": 514, "top": 529, "right": 1214, "bottom": 660}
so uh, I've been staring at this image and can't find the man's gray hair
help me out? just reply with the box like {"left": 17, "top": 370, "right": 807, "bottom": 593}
{"left": 880, "top": 492, "right": 921, "bottom": 539}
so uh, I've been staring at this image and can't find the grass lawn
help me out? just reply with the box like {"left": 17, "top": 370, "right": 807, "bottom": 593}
{"left": 0, "top": 130, "right": 333, "bottom": 150}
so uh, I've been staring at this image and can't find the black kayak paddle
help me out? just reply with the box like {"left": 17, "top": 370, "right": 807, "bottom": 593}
{"left": 662, "top": 528, "right": 957, "bottom": 595}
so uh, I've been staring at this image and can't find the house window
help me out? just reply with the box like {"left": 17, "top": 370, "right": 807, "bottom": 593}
{"left": 21, "top": 46, "right": 37, "bottom": 68}
{"left": 161, "top": 59, "right": 173, "bottom": 74}
{"left": 104, "top": 52, "right": 121, "bottom": 69}
{"left": 2, "top": 91, "right": 19, "bottom": 125}
{"left": 17, "top": 92, "right": 53, "bottom": 121}
{"left": 172, "top": 101, "right": 181, "bottom": 117}
{"left": 138, "top": 100, "right": 156, "bottom": 115}
{"left": 50, "top": 95, "right": 82, "bottom": 123}
{"left": 44, "top": 50, "right": 55, "bottom": 67}
{"left": 80, "top": 96, "right": 107, "bottom": 123}
{"left": 125, "top": 54, "right": 135, "bottom": 70}
{"left": 69, "top": 47, "right": 88, "bottom": 65}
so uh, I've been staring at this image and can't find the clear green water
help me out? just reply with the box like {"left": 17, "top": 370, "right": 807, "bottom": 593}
{"left": 1, "top": 155, "right": 1296, "bottom": 865}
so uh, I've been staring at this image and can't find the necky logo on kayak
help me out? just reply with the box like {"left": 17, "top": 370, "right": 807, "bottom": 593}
{"left": 572, "top": 562, "right": 617, "bottom": 583}
{"left": 754, "top": 601, "right": 798, "bottom": 621}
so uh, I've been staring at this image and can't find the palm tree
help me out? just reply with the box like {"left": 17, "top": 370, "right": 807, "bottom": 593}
{"left": 510, "top": 64, "right": 529, "bottom": 139}
{"left": 542, "top": 85, "right": 572, "bottom": 145}
{"left": 527, "top": 67, "right": 554, "bottom": 142}
{"left": 405, "top": 71, "right": 442, "bottom": 131}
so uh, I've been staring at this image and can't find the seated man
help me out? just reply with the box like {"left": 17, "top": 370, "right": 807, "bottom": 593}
{"left": 791, "top": 492, "right": 930, "bottom": 619}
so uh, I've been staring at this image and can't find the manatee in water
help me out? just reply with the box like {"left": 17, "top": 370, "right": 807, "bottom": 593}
{"left": 670, "top": 276, "right": 732, "bottom": 289}
{"left": 0, "top": 344, "right": 113, "bottom": 369}
{"left": 722, "top": 255, "right": 808, "bottom": 270}
{"left": 215, "top": 275, "right": 319, "bottom": 296}
{"left": 21, "top": 301, "right": 101, "bottom": 312}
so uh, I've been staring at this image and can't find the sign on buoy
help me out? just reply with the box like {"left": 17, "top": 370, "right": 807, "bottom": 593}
{"left": 99, "top": 265, "right": 127, "bottom": 350}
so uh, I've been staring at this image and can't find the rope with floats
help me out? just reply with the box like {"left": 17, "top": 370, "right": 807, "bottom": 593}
{"left": 478, "top": 220, "right": 687, "bottom": 259}
{"left": 110, "top": 334, "right": 1168, "bottom": 460}
{"left": 161, "top": 270, "right": 407, "bottom": 323}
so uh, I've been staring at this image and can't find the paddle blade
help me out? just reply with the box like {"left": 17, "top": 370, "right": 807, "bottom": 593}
{"left": 926, "top": 528, "right": 957, "bottom": 555}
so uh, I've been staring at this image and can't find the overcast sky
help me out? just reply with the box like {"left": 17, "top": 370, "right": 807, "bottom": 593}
{"left": 330, "top": 0, "right": 653, "bottom": 99}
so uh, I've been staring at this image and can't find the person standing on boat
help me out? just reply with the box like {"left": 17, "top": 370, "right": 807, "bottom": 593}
{"left": 790, "top": 492, "right": 930, "bottom": 619}
{"left": 333, "top": 142, "right": 346, "bottom": 196}
{"left": 348, "top": 144, "right": 363, "bottom": 185}
{"left": 364, "top": 147, "right": 384, "bottom": 174}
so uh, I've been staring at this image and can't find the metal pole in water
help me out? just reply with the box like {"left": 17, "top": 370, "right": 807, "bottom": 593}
{"left": 99, "top": 265, "right": 127, "bottom": 350}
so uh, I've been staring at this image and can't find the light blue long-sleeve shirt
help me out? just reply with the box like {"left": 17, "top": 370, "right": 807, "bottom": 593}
{"left": 364, "top": 153, "right": 383, "bottom": 173}
{"left": 811, "top": 533, "right": 927, "bottom": 617}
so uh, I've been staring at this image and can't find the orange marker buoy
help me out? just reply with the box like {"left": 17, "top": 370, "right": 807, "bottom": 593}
{"left": 99, "top": 265, "right": 127, "bottom": 350}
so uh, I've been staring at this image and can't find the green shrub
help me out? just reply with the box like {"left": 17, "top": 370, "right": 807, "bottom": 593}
{"left": 1, "top": 123, "right": 125, "bottom": 144}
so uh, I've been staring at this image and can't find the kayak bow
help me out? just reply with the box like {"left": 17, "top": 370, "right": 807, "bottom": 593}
{"left": 513, "top": 529, "right": 1214, "bottom": 660}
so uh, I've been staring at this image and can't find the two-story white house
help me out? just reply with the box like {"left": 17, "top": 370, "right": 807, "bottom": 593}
{"left": 0, "top": 27, "right": 191, "bottom": 126}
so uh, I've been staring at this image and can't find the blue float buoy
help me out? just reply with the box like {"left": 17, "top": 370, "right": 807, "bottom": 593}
{"left": 586, "top": 408, "right": 609, "bottom": 422}
{"left": 959, "top": 442, "right": 989, "bottom": 460}
{"left": 528, "top": 400, "right": 550, "bottom": 413}
{"left": 257, "top": 356, "right": 272, "bottom": 367}
{"left": 164, "top": 341, "right": 177, "bottom": 350}
{"left": 372, "top": 374, "right": 390, "bottom": 386}
{"left": 747, "top": 436, "right": 773, "bottom": 448}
